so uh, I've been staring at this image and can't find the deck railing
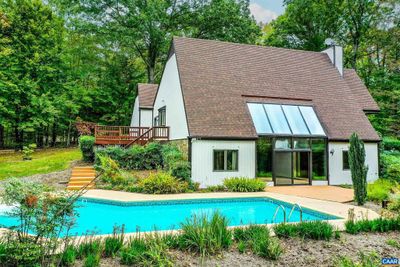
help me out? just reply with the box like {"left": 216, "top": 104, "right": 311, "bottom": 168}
{"left": 94, "top": 125, "right": 169, "bottom": 145}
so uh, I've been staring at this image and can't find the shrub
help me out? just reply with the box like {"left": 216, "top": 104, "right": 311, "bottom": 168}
{"left": 162, "top": 144, "right": 185, "bottom": 169}
{"left": 380, "top": 153, "right": 400, "bottom": 182}
{"left": 79, "top": 135, "right": 95, "bottom": 162}
{"left": 349, "top": 133, "right": 368, "bottom": 205}
{"left": 97, "top": 155, "right": 136, "bottom": 187}
{"left": 138, "top": 172, "right": 189, "bottom": 194}
{"left": 22, "top": 143, "right": 37, "bottom": 160}
{"left": 388, "top": 192, "right": 400, "bottom": 212}
{"left": 95, "top": 144, "right": 164, "bottom": 170}
{"left": 273, "top": 221, "right": 334, "bottom": 240}
{"left": 0, "top": 179, "right": 77, "bottom": 266}
{"left": 0, "top": 239, "right": 43, "bottom": 266}
{"left": 233, "top": 225, "right": 283, "bottom": 260}
{"left": 223, "top": 177, "right": 265, "bottom": 192}
{"left": 61, "top": 245, "right": 77, "bottom": 266}
{"left": 203, "top": 185, "right": 226, "bottom": 192}
{"left": 120, "top": 235, "right": 173, "bottom": 266}
{"left": 170, "top": 161, "right": 191, "bottom": 182}
{"left": 179, "top": 211, "right": 232, "bottom": 256}
{"left": 382, "top": 137, "right": 400, "bottom": 152}
{"left": 367, "top": 179, "right": 397, "bottom": 202}
{"left": 345, "top": 217, "right": 400, "bottom": 234}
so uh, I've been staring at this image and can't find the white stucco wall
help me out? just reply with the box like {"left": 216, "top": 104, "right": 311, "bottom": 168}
{"left": 140, "top": 109, "right": 153, "bottom": 127}
{"left": 328, "top": 142, "right": 379, "bottom": 185}
{"left": 130, "top": 97, "right": 140, "bottom": 127}
{"left": 191, "top": 139, "right": 256, "bottom": 187}
{"left": 153, "top": 54, "right": 189, "bottom": 140}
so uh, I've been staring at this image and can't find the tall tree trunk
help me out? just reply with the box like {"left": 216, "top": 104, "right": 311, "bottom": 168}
{"left": 67, "top": 121, "right": 72, "bottom": 147}
{"left": 147, "top": 65, "right": 155, "bottom": 83}
{"left": 51, "top": 123, "right": 57, "bottom": 147}
{"left": 0, "top": 125, "right": 4, "bottom": 149}
{"left": 44, "top": 126, "right": 49, "bottom": 147}
{"left": 14, "top": 126, "right": 23, "bottom": 150}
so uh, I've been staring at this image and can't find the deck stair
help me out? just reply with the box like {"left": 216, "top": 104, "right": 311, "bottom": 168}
{"left": 67, "top": 166, "right": 96, "bottom": 191}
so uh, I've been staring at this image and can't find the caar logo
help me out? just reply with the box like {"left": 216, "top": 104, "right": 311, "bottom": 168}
{"left": 382, "top": 257, "right": 399, "bottom": 266}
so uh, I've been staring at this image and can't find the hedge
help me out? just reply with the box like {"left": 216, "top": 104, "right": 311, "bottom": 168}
{"left": 79, "top": 136, "right": 95, "bottom": 162}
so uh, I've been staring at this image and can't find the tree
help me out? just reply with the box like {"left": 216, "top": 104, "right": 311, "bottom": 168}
{"left": 348, "top": 133, "right": 368, "bottom": 205}
{"left": 262, "top": 0, "right": 344, "bottom": 51}
{"left": 54, "top": 0, "right": 259, "bottom": 83}
{"left": 0, "top": 0, "right": 65, "bottom": 147}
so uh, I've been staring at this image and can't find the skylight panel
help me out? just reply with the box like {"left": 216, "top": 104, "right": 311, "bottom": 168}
{"left": 247, "top": 103, "right": 272, "bottom": 134}
{"left": 281, "top": 105, "right": 310, "bottom": 135}
{"left": 247, "top": 103, "right": 326, "bottom": 137}
{"left": 263, "top": 104, "right": 291, "bottom": 134}
{"left": 299, "top": 106, "right": 325, "bottom": 136}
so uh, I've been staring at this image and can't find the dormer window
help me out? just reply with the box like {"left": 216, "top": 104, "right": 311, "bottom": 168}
{"left": 158, "top": 106, "right": 166, "bottom": 126}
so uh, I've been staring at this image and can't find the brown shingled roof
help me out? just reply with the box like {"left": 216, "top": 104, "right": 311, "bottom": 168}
{"left": 138, "top": 83, "right": 158, "bottom": 108}
{"left": 172, "top": 37, "right": 380, "bottom": 141}
{"left": 343, "top": 69, "right": 380, "bottom": 112}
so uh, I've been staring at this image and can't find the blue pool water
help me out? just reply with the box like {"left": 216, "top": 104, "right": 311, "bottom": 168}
{"left": 0, "top": 197, "right": 339, "bottom": 236}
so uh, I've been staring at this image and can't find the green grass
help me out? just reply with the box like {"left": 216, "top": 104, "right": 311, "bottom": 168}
{"left": 0, "top": 148, "right": 81, "bottom": 180}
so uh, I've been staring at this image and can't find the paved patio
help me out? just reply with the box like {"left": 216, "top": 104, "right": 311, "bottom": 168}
{"left": 265, "top": 185, "right": 354, "bottom": 203}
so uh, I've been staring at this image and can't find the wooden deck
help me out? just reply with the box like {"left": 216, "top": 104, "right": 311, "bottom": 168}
{"left": 94, "top": 125, "right": 169, "bottom": 146}
{"left": 265, "top": 185, "right": 354, "bottom": 203}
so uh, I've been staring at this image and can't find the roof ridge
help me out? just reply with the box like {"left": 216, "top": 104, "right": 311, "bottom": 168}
{"left": 173, "top": 36, "right": 327, "bottom": 56}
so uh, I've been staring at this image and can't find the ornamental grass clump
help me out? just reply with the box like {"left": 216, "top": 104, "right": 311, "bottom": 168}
{"left": 273, "top": 221, "right": 334, "bottom": 240}
{"left": 179, "top": 211, "right": 232, "bottom": 256}
{"left": 233, "top": 225, "right": 283, "bottom": 260}
{"left": 120, "top": 234, "right": 173, "bottom": 266}
{"left": 345, "top": 217, "right": 400, "bottom": 234}
{"left": 223, "top": 177, "right": 265, "bottom": 192}
{"left": 103, "top": 226, "right": 125, "bottom": 258}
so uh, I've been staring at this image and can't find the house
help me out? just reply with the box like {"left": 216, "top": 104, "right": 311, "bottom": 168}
{"left": 130, "top": 37, "right": 380, "bottom": 187}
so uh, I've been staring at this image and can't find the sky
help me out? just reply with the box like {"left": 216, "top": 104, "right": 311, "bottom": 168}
{"left": 249, "top": 0, "right": 285, "bottom": 24}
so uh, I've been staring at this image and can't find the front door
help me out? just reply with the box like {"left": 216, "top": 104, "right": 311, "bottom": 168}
{"left": 273, "top": 150, "right": 311, "bottom": 185}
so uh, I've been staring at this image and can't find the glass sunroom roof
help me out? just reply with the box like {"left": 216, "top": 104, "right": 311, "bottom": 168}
{"left": 247, "top": 103, "right": 326, "bottom": 136}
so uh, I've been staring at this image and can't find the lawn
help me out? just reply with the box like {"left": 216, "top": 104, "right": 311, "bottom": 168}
{"left": 0, "top": 148, "right": 81, "bottom": 180}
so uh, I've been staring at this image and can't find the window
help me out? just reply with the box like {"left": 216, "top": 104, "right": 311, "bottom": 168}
{"left": 213, "top": 150, "right": 238, "bottom": 171}
{"left": 256, "top": 137, "right": 273, "bottom": 179}
{"left": 154, "top": 116, "right": 159, "bottom": 126}
{"left": 274, "top": 138, "right": 292, "bottom": 149}
{"left": 343, "top": 151, "right": 350, "bottom": 170}
{"left": 312, "top": 139, "right": 327, "bottom": 180}
{"left": 158, "top": 107, "right": 166, "bottom": 126}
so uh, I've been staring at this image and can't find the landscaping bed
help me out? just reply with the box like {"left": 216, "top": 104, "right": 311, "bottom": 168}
{"left": 68, "top": 231, "right": 400, "bottom": 267}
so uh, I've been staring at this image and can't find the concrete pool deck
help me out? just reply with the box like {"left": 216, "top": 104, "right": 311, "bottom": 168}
{"left": 83, "top": 189, "right": 379, "bottom": 231}
{"left": 265, "top": 185, "right": 354, "bottom": 203}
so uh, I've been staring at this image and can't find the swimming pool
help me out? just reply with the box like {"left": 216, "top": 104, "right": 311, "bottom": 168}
{"left": 0, "top": 197, "right": 339, "bottom": 236}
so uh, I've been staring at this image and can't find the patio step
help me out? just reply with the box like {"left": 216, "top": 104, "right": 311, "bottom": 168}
{"left": 67, "top": 166, "right": 96, "bottom": 191}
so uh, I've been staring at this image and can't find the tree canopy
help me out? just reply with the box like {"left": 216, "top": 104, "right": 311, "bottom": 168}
{"left": 0, "top": 0, "right": 399, "bottom": 148}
